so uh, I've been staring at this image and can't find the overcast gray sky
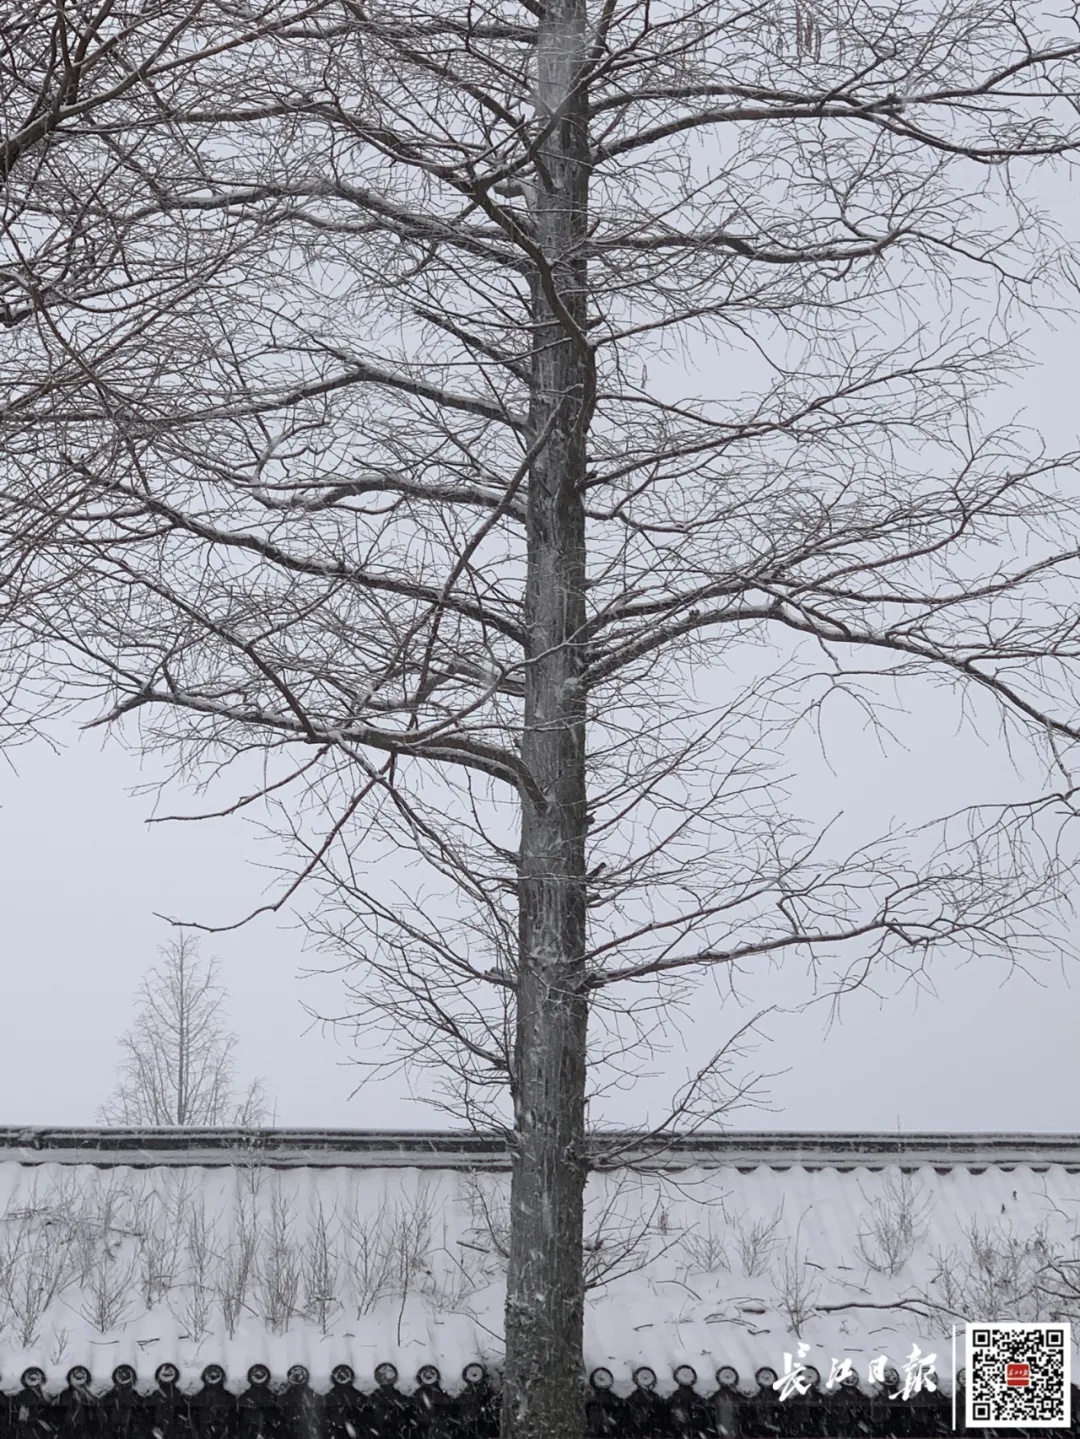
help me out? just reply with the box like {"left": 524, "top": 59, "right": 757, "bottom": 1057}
{"left": 2, "top": 181, "right": 1078, "bottom": 1137}
{"left": 3, "top": 617, "right": 1076, "bottom": 1136}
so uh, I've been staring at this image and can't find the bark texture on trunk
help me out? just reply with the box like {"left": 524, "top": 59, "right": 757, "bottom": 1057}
{"left": 503, "top": 3, "right": 592, "bottom": 1439}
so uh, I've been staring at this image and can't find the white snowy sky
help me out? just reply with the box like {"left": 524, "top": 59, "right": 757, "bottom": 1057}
{"left": 2, "top": 168, "right": 1078, "bottom": 1136}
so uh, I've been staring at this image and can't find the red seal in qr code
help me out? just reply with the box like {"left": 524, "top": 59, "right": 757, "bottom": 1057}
{"left": 1007, "top": 1364, "right": 1031, "bottom": 1388}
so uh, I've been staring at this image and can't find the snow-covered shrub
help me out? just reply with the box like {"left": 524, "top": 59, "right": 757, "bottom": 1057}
{"left": 855, "top": 1172, "right": 931, "bottom": 1278}
{"left": 773, "top": 1236, "right": 820, "bottom": 1336}
{"left": 681, "top": 1214, "right": 729, "bottom": 1275}
{"left": 730, "top": 1203, "right": 784, "bottom": 1278}
{"left": 216, "top": 1190, "right": 257, "bottom": 1338}
{"left": 0, "top": 1181, "right": 79, "bottom": 1346}
{"left": 302, "top": 1199, "right": 341, "bottom": 1334}
{"left": 254, "top": 1185, "right": 301, "bottom": 1333}
{"left": 917, "top": 1219, "right": 1079, "bottom": 1333}
{"left": 169, "top": 1196, "right": 216, "bottom": 1344}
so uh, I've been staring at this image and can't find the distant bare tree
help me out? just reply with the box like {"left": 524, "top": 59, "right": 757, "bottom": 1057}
{"left": 99, "top": 936, "right": 268, "bottom": 1126}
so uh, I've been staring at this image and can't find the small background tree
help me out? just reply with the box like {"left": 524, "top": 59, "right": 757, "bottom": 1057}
{"left": 99, "top": 936, "right": 269, "bottom": 1127}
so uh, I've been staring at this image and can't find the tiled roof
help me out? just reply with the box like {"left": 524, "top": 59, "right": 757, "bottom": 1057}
{"left": 0, "top": 1357, "right": 994, "bottom": 1438}
{"left": 0, "top": 1129, "right": 1071, "bottom": 1434}
{"left": 2, "top": 1129, "right": 1079, "bottom": 1169}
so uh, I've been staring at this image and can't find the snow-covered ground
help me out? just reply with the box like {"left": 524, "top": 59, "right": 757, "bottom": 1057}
{"left": 0, "top": 1155, "right": 1075, "bottom": 1394}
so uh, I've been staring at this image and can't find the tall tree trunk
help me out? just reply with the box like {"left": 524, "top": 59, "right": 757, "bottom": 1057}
{"left": 504, "top": 3, "right": 593, "bottom": 1439}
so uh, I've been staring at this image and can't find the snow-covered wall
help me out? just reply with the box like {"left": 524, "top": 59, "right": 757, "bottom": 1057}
{"left": 0, "top": 1133, "right": 1076, "bottom": 1394}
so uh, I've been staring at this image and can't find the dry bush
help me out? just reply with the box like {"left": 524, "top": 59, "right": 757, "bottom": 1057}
{"left": 216, "top": 1191, "right": 258, "bottom": 1338}
{"left": 169, "top": 1196, "right": 216, "bottom": 1344}
{"left": 386, "top": 1185, "right": 437, "bottom": 1345}
{"left": 139, "top": 1176, "right": 195, "bottom": 1309}
{"left": 255, "top": 1187, "right": 300, "bottom": 1331}
{"left": 71, "top": 1178, "right": 137, "bottom": 1285}
{"left": 234, "top": 1156, "right": 269, "bottom": 1207}
{"left": 342, "top": 1205, "right": 397, "bottom": 1317}
{"left": 463, "top": 1172, "right": 669, "bottom": 1291}
{"left": 731, "top": 1204, "right": 785, "bottom": 1278}
{"left": 173, "top": 1280, "right": 214, "bottom": 1345}
{"left": 917, "top": 1220, "right": 1070, "bottom": 1333}
{"left": 69, "top": 1176, "right": 142, "bottom": 1331}
{"left": 389, "top": 1184, "right": 436, "bottom": 1296}
{"left": 140, "top": 1218, "right": 183, "bottom": 1309}
{"left": 582, "top": 1177, "right": 675, "bottom": 1290}
{"left": 855, "top": 1172, "right": 931, "bottom": 1277}
{"left": 302, "top": 1199, "right": 341, "bottom": 1334}
{"left": 774, "top": 1237, "right": 821, "bottom": 1336}
{"left": 79, "top": 1248, "right": 136, "bottom": 1333}
{"left": 681, "top": 1214, "right": 730, "bottom": 1275}
{"left": 254, "top": 1185, "right": 301, "bottom": 1333}
{"left": 341, "top": 1183, "right": 436, "bottom": 1318}
{"left": 0, "top": 1179, "right": 81, "bottom": 1345}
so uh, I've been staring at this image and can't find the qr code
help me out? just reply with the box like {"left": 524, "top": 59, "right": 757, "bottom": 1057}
{"left": 967, "top": 1323, "right": 1072, "bottom": 1428}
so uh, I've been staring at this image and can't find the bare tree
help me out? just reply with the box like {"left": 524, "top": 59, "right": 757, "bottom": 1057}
{"left": 99, "top": 936, "right": 268, "bottom": 1126}
{"left": 0, "top": 0, "right": 336, "bottom": 746}
{"left": 4, "top": 3, "right": 1080, "bottom": 1439}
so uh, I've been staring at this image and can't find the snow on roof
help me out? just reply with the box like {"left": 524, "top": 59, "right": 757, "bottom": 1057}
{"left": 4, "top": 1127, "right": 1080, "bottom": 1168}
{"left": 0, "top": 1130, "right": 1073, "bottom": 1394}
